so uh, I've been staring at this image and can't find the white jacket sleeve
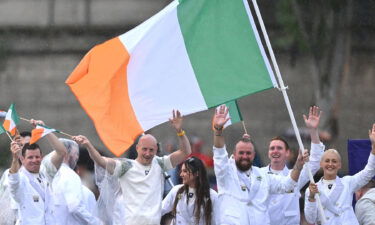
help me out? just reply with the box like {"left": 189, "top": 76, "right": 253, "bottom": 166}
{"left": 63, "top": 170, "right": 102, "bottom": 225}
{"left": 350, "top": 154, "right": 375, "bottom": 192}
{"left": 213, "top": 146, "right": 231, "bottom": 188}
{"left": 162, "top": 185, "right": 179, "bottom": 216}
{"left": 72, "top": 203, "right": 103, "bottom": 225}
{"left": 268, "top": 173, "right": 297, "bottom": 194}
{"left": 297, "top": 142, "right": 325, "bottom": 190}
{"left": 8, "top": 172, "right": 23, "bottom": 203}
{"left": 210, "top": 190, "right": 219, "bottom": 225}
{"left": 304, "top": 188, "right": 318, "bottom": 224}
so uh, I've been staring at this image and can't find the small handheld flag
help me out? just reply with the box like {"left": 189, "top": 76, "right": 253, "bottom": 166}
{"left": 0, "top": 124, "right": 6, "bottom": 134}
{"left": 0, "top": 110, "right": 6, "bottom": 118}
{"left": 30, "top": 125, "right": 58, "bottom": 144}
{"left": 3, "top": 104, "right": 20, "bottom": 136}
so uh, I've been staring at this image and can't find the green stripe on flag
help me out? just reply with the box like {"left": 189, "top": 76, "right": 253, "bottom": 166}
{"left": 177, "top": 0, "right": 274, "bottom": 107}
{"left": 226, "top": 100, "right": 242, "bottom": 124}
{"left": 0, "top": 124, "right": 6, "bottom": 134}
{"left": 9, "top": 104, "right": 20, "bottom": 125}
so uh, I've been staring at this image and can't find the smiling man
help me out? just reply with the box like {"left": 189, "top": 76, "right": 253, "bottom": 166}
{"left": 261, "top": 106, "right": 325, "bottom": 225}
{"left": 8, "top": 119, "right": 67, "bottom": 225}
{"left": 212, "top": 105, "right": 307, "bottom": 225}
{"left": 73, "top": 110, "right": 191, "bottom": 225}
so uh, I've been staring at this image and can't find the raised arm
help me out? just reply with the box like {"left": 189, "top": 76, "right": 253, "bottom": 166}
{"left": 73, "top": 135, "right": 116, "bottom": 174}
{"left": 370, "top": 124, "right": 375, "bottom": 155}
{"left": 212, "top": 105, "right": 230, "bottom": 148}
{"left": 303, "top": 106, "right": 322, "bottom": 144}
{"left": 30, "top": 119, "right": 67, "bottom": 170}
{"left": 349, "top": 124, "right": 375, "bottom": 191}
{"left": 304, "top": 182, "right": 319, "bottom": 224}
{"left": 298, "top": 106, "right": 325, "bottom": 189}
{"left": 290, "top": 149, "right": 308, "bottom": 182}
{"left": 168, "top": 110, "right": 191, "bottom": 167}
{"left": 9, "top": 141, "right": 22, "bottom": 174}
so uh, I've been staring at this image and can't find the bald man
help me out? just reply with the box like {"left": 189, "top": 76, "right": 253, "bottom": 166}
{"left": 74, "top": 110, "right": 191, "bottom": 225}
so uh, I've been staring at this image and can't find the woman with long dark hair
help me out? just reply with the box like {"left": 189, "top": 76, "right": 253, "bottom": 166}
{"left": 162, "top": 157, "right": 218, "bottom": 225}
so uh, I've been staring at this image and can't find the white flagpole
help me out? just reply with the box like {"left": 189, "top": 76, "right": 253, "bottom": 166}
{"left": 250, "top": 0, "right": 327, "bottom": 223}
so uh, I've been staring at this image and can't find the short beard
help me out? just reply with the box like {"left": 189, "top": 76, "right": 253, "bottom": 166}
{"left": 235, "top": 159, "right": 252, "bottom": 172}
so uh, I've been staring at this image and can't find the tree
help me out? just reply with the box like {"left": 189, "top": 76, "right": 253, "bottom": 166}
{"left": 275, "top": 0, "right": 353, "bottom": 141}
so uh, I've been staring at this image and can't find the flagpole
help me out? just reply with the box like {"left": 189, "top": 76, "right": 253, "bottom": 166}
{"left": 241, "top": 121, "right": 248, "bottom": 134}
{"left": 20, "top": 117, "right": 74, "bottom": 138}
{"left": 250, "top": 0, "right": 326, "bottom": 223}
{"left": 59, "top": 131, "right": 74, "bottom": 138}
{"left": 5, "top": 131, "right": 13, "bottom": 141}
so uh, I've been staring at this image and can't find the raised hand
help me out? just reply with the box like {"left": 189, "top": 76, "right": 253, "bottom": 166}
{"left": 242, "top": 133, "right": 251, "bottom": 140}
{"left": 10, "top": 141, "right": 22, "bottom": 159}
{"left": 309, "top": 182, "right": 319, "bottom": 195}
{"left": 72, "top": 135, "right": 91, "bottom": 147}
{"left": 169, "top": 110, "right": 183, "bottom": 132}
{"left": 295, "top": 149, "right": 308, "bottom": 170}
{"left": 369, "top": 124, "right": 375, "bottom": 145}
{"left": 303, "top": 106, "right": 322, "bottom": 130}
{"left": 30, "top": 119, "right": 45, "bottom": 127}
{"left": 213, "top": 105, "right": 230, "bottom": 129}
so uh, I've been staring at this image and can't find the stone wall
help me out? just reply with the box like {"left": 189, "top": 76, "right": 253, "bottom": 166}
{"left": 0, "top": 51, "right": 373, "bottom": 173}
{"left": 0, "top": 0, "right": 374, "bottom": 174}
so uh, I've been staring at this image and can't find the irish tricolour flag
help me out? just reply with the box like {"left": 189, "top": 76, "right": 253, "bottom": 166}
{"left": 66, "top": 0, "right": 278, "bottom": 156}
{"left": 0, "top": 110, "right": 6, "bottom": 118}
{"left": 0, "top": 124, "right": 6, "bottom": 135}
{"left": 3, "top": 104, "right": 20, "bottom": 136}
{"left": 30, "top": 125, "right": 58, "bottom": 144}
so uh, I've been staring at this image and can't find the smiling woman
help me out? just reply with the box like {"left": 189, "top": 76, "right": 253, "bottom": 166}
{"left": 320, "top": 149, "right": 342, "bottom": 180}
{"left": 161, "top": 157, "right": 219, "bottom": 225}
{"left": 304, "top": 124, "right": 375, "bottom": 225}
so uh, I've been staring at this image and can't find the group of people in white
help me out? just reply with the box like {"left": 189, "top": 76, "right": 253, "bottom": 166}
{"left": 0, "top": 106, "right": 374, "bottom": 225}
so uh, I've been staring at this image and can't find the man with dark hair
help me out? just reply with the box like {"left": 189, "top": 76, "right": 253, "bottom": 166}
{"left": 8, "top": 119, "right": 67, "bottom": 224}
{"left": 355, "top": 179, "right": 375, "bottom": 225}
{"left": 260, "top": 106, "right": 325, "bottom": 225}
{"left": 212, "top": 105, "right": 307, "bottom": 225}
{"left": 20, "top": 131, "right": 31, "bottom": 145}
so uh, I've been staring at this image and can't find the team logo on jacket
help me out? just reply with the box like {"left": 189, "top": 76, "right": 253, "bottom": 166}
{"left": 33, "top": 195, "right": 39, "bottom": 202}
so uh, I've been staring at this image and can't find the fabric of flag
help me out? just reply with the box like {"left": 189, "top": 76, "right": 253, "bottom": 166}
{"left": 30, "top": 125, "right": 57, "bottom": 144}
{"left": 223, "top": 100, "right": 243, "bottom": 128}
{"left": 0, "top": 124, "right": 6, "bottom": 135}
{"left": 0, "top": 110, "right": 6, "bottom": 118}
{"left": 66, "top": 0, "right": 278, "bottom": 156}
{"left": 347, "top": 139, "right": 374, "bottom": 179}
{"left": 3, "top": 104, "right": 20, "bottom": 136}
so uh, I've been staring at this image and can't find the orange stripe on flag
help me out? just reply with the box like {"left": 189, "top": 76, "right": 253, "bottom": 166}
{"left": 66, "top": 37, "right": 143, "bottom": 156}
{"left": 3, "top": 120, "right": 16, "bottom": 136}
{"left": 30, "top": 128, "right": 44, "bottom": 144}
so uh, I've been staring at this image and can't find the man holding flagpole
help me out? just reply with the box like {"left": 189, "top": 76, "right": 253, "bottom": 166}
{"left": 8, "top": 119, "right": 67, "bottom": 225}
{"left": 73, "top": 110, "right": 191, "bottom": 225}
{"left": 211, "top": 105, "right": 307, "bottom": 225}
{"left": 260, "top": 106, "right": 325, "bottom": 225}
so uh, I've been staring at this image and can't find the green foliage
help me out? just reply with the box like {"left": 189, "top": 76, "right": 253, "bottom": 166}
{"left": 274, "top": 0, "right": 353, "bottom": 57}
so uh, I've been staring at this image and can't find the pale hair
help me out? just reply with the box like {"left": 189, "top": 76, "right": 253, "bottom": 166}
{"left": 321, "top": 149, "right": 342, "bottom": 162}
